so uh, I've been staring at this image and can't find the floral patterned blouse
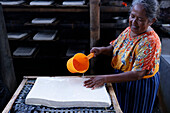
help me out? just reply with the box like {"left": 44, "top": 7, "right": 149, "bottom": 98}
{"left": 110, "top": 27, "right": 161, "bottom": 78}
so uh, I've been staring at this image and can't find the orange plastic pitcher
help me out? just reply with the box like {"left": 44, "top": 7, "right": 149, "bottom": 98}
{"left": 67, "top": 53, "right": 94, "bottom": 73}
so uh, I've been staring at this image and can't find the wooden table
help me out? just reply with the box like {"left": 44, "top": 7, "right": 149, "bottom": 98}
{"left": 3, "top": 76, "right": 122, "bottom": 113}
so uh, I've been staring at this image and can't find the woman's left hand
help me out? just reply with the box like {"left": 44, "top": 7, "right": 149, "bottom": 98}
{"left": 84, "top": 76, "right": 105, "bottom": 90}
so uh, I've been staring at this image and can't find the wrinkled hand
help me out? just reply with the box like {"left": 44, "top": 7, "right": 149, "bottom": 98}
{"left": 90, "top": 47, "right": 103, "bottom": 57}
{"left": 84, "top": 76, "right": 105, "bottom": 90}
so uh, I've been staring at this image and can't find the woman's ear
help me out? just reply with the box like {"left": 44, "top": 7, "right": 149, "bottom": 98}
{"left": 149, "top": 18, "right": 156, "bottom": 26}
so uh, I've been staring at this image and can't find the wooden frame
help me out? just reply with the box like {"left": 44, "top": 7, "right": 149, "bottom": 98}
{"left": 3, "top": 76, "right": 122, "bottom": 113}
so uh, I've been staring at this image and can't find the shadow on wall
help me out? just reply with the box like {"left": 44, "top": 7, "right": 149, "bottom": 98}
{"left": 0, "top": 4, "right": 17, "bottom": 112}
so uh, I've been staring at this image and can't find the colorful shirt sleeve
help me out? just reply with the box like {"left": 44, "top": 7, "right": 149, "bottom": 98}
{"left": 132, "top": 36, "right": 160, "bottom": 75}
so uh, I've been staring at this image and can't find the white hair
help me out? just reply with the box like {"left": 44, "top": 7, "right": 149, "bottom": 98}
{"left": 131, "top": 0, "right": 160, "bottom": 21}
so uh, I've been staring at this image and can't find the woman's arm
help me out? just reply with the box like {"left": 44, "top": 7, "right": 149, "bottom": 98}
{"left": 84, "top": 70, "right": 146, "bottom": 89}
{"left": 90, "top": 45, "right": 113, "bottom": 57}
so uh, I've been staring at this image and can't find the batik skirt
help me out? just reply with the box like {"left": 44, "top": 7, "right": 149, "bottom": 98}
{"left": 113, "top": 69, "right": 160, "bottom": 113}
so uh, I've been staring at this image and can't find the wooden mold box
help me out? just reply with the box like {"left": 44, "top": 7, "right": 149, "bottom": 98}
{"left": 3, "top": 76, "right": 122, "bottom": 113}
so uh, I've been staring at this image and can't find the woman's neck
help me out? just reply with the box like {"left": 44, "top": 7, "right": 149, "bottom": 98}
{"left": 130, "top": 26, "right": 152, "bottom": 37}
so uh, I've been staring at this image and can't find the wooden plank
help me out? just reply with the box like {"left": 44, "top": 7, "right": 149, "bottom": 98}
{"left": 107, "top": 83, "right": 122, "bottom": 113}
{"left": 101, "top": 23, "right": 128, "bottom": 29}
{"left": 2, "top": 7, "right": 89, "bottom": 12}
{"left": 2, "top": 5, "right": 130, "bottom": 13}
{"left": 101, "top": 6, "right": 130, "bottom": 12}
{"left": 2, "top": 79, "right": 27, "bottom": 113}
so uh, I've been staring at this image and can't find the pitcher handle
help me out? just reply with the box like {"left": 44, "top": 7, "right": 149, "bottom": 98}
{"left": 87, "top": 53, "right": 94, "bottom": 59}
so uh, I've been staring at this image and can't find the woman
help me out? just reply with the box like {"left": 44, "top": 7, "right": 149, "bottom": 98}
{"left": 84, "top": 0, "right": 161, "bottom": 113}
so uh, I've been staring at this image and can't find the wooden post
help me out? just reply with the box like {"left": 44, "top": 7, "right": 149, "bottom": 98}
{"left": 90, "top": 0, "right": 100, "bottom": 48}
{"left": 0, "top": 4, "right": 17, "bottom": 94}
{"left": 90, "top": 0, "right": 100, "bottom": 74}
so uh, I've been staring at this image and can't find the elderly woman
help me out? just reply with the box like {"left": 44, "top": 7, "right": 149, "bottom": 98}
{"left": 84, "top": 0, "right": 161, "bottom": 113}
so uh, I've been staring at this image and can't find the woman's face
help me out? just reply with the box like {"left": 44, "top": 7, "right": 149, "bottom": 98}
{"left": 129, "top": 4, "right": 151, "bottom": 36}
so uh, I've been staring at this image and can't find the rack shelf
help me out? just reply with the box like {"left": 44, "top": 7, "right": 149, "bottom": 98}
{"left": 2, "top": 5, "right": 130, "bottom": 13}
{"left": 2, "top": 0, "right": 130, "bottom": 79}
{"left": 2, "top": 4, "right": 89, "bottom": 12}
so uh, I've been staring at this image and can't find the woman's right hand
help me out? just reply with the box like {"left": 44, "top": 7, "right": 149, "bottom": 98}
{"left": 90, "top": 47, "right": 103, "bottom": 57}
{"left": 84, "top": 76, "right": 106, "bottom": 90}
{"left": 90, "top": 45, "right": 113, "bottom": 57}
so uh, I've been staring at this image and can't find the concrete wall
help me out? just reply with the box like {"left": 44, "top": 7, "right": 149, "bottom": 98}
{"left": 159, "top": 37, "right": 170, "bottom": 113}
{"left": 159, "top": 55, "right": 170, "bottom": 113}
{"left": 161, "top": 37, "right": 170, "bottom": 55}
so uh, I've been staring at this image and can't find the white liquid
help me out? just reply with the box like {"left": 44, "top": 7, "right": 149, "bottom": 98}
{"left": 82, "top": 73, "right": 85, "bottom": 78}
